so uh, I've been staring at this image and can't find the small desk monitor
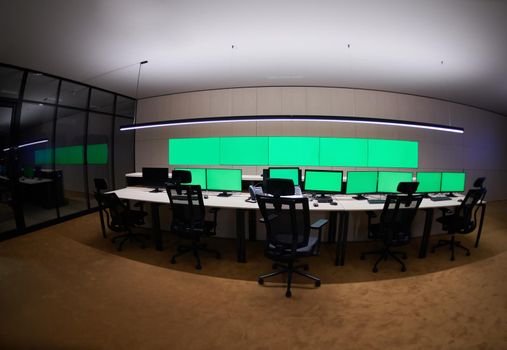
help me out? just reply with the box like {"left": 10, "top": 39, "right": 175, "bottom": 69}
{"left": 142, "top": 167, "right": 169, "bottom": 193}
{"left": 346, "top": 171, "right": 378, "bottom": 200}
{"left": 174, "top": 168, "right": 206, "bottom": 189}
{"left": 303, "top": 169, "right": 343, "bottom": 202}
{"left": 416, "top": 172, "right": 442, "bottom": 193}
{"left": 441, "top": 172, "right": 465, "bottom": 196}
{"left": 206, "top": 168, "right": 242, "bottom": 197}
{"left": 377, "top": 171, "right": 413, "bottom": 193}
{"left": 268, "top": 167, "right": 301, "bottom": 186}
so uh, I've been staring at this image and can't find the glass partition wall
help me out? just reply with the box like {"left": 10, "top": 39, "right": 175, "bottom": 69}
{"left": 0, "top": 63, "right": 135, "bottom": 238}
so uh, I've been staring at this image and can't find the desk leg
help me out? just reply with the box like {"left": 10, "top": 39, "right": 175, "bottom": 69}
{"left": 328, "top": 212, "right": 337, "bottom": 243}
{"left": 151, "top": 203, "right": 163, "bottom": 251}
{"left": 236, "top": 209, "right": 246, "bottom": 263}
{"left": 248, "top": 210, "right": 257, "bottom": 241}
{"left": 335, "top": 212, "right": 348, "bottom": 266}
{"left": 419, "top": 208, "right": 434, "bottom": 258}
{"left": 475, "top": 203, "right": 486, "bottom": 248}
{"left": 98, "top": 208, "right": 106, "bottom": 238}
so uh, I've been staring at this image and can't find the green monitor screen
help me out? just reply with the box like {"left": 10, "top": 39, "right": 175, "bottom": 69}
{"left": 303, "top": 170, "right": 343, "bottom": 193}
{"left": 367, "top": 139, "right": 418, "bottom": 168}
{"left": 268, "top": 137, "right": 319, "bottom": 166}
{"left": 174, "top": 168, "right": 207, "bottom": 189}
{"left": 268, "top": 167, "right": 301, "bottom": 186}
{"left": 169, "top": 138, "right": 220, "bottom": 165}
{"left": 441, "top": 172, "right": 465, "bottom": 193}
{"left": 220, "top": 137, "right": 269, "bottom": 165}
{"left": 416, "top": 172, "right": 442, "bottom": 193}
{"left": 346, "top": 171, "right": 378, "bottom": 194}
{"left": 377, "top": 171, "right": 413, "bottom": 193}
{"left": 319, "top": 138, "right": 368, "bottom": 167}
{"left": 206, "top": 168, "right": 242, "bottom": 194}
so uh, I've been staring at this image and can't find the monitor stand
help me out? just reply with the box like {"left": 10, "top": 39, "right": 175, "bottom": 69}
{"left": 217, "top": 191, "right": 232, "bottom": 197}
{"left": 352, "top": 194, "right": 368, "bottom": 200}
{"left": 446, "top": 192, "right": 458, "bottom": 197}
{"left": 315, "top": 194, "right": 332, "bottom": 203}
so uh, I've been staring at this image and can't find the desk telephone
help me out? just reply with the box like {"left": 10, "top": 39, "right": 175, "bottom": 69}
{"left": 246, "top": 184, "right": 264, "bottom": 202}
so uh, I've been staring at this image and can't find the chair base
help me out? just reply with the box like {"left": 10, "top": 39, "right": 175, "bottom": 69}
{"left": 170, "top": 242, "right": 221, "bottom": 270}
{"left": 431, "top": 235, "right": 470, "bottom": 261}
{"left": 361, "top": 247, "right": 407, "bottom": 272}
{"left": 112, "top": 231, "right": 150, "bottom": 251}
{"left": 258, "top": 261, "right": 321, "bottom": 298}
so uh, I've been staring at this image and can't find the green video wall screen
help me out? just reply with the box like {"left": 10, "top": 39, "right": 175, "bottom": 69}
{"left": 35, "top": 143, "right": 108, "bottom": 165}
{"left": 168, "top": 137, "right": 418, "bottom": 168}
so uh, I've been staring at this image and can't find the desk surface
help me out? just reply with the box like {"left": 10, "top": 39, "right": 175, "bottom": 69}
{"left": 112, "top": 187, "right": 465, "bottom": 211}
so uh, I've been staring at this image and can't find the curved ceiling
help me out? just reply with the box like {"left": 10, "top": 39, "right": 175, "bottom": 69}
{"left": 1, "top": 0, "right": 506, "bottom": 115}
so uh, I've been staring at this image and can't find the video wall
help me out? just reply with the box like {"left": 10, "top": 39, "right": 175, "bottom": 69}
{"left": 34, "top": 143, "right": 108, "bottom": 165}
{"left": 168, "top": 137, "right": 418, "bottom": 168}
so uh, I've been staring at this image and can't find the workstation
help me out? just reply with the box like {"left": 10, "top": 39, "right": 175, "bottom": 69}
{"left": 1, "top": 1, "right": 506, "bottom": 349}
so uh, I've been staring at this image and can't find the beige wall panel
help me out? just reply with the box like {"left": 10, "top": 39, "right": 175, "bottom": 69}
{"left": 375, "top": 91, "right": 399, "bottom": 119}
{"left": 257, "top": 87, "right": 283, "bottom": 115}
{"left": 137, "top": 97, "right": 172, "bottom": 122}
{"left": 255, "top": 121, "right": 283, "bottom": 136}
{"left": 330, "top": 88, "right": 355, "bottom": 116}
{"left": 306, "top": 87, "right": 332, "bottom": 115}
{"left": 353, "top": 89, "right": 377, "bottom": 117}
{"left": 168, "top": 94, "right": 190, "bottom": 119}
{"left": 188, "top": 91, "right": 211, "bottom": 118}
{"left": 210, "top": 90, "right": 232, "bottom": 116}
{"left": 231, "top": 88, "right": 257, "bottom": 115}
{"left": 282, "top": 87, "right": 306, "bottom": 114}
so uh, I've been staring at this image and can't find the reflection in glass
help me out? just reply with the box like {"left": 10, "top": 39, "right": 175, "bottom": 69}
{"left": 90, "top": 89, "right": 114, "bottom": 113}
{"left": 0, "top": 66, "right": 23, "bottom": 99}
{"left": 19, "top": 103, "right": 58, "bottom": 226}
{"left": 88, "top": 113, "right": 113, "bottom": 206}
{"left": 55, "top": 108, "right": 88, "bottom": 216}
{"left": 0, "top": 106, "right": 16, "bottom": 233}
{"left": 59, "top": 81, "right": 89, "bottom": 108}
{"left": 116, "top": 96, "right": 135, "bottom": 118}
{"left": 24, "top": 73, "right": 59, "bottom": 103}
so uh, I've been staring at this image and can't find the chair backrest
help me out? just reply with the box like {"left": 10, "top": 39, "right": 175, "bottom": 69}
{"left": 451, "top": 188, "right": 486, "bottom": 233}
{"left": 256, "top": 195, "right": 311, "bottom": 256}
{"left": 166, "top": 184, "right": 206, "bottom": 233}
{"left": 100, "top": 192, "right": 128, "bottom": 229}
{"left": 93, "top": 178, "right": 108, "bottom": 193}
{"left": 378, "top": 194, "right": 423, "bottom": 244}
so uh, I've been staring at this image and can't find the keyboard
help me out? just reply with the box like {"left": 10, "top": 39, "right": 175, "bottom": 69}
{"left": 430, "top": 196, "right": 451, "bottom": 201}
{"left": 367, "top": 199, "right": 385, "bottom": 204}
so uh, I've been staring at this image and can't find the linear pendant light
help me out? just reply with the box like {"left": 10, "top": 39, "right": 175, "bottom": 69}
{"left": 119, "top": 115, "right": 464, "bottom": 134}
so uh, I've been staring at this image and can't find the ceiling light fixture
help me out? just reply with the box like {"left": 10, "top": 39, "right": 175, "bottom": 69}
{"left": 3, "top": 139, "right": 49, "bottom": 152}
{"left": 119, "top": 115, "right": 464, "bottom": 134}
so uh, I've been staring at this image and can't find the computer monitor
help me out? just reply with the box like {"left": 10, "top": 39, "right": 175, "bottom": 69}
{"left": 441, "top": 172, "right": 466, "bottom": 196}
{"left": 268, "top": 167, "right": 301, "bottom": 186}
{"left": 174, "top": 168, "right": 206, "bottom": 189}
{"left": 377, "top": 171, "right": 413, "bottom": 193}
{"left": 206, "top": 168, "right": 242, "bottom": 197}
{"left": 346, "top": 171, "right": 378, "bottom": 200}
{"left": 142, "top": 167, "right": 169, "bottom": 193}
{"left": 303, "top": 169, "right": 343, "bottom": 202}
{"left": 416, "top": 172, "right": 442, "bottom": 193}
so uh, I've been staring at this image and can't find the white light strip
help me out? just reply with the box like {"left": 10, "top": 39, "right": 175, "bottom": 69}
{"left": 3, "top": 139, "right": 49, "bottom": 152}
{"left": 120, "top": 118, "right": 463, "bottom": 133}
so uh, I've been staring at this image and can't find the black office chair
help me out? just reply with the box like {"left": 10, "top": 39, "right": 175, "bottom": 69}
{"left": 169, "top": 170, "right": 192, "bottom": 185}
{"left": 99, "top": 192, "right": 149, "bottom": 251}
{"left": 361, "top": 182, "right": 423, "bottom": 272}
{"left": 166, "top": 184, "right": 220, "bottom": 270}
{"left": 256, "top": 193, "right": 327, "bottom": 298}
{"left": 431, "top": 187, "right": 486, "bottom": 261}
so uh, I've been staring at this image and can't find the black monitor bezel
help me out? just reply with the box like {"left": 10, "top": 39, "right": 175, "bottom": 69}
{"left": 205, "top": 168, "right": 243, "bottom": 193}
{"left": 142, "top": 167, "right": 169, "bottom": 185}
{"left": 303, "top": 169, "right": 343, "bottom": 194}
{"left": 440, "top": 171, "right": 466, "bottom": 193}
{"left": 267, "top": 167, "right": 302, "bottom": 186}
{"left": 345, "top": 170, "right": 379, "bottom": 195}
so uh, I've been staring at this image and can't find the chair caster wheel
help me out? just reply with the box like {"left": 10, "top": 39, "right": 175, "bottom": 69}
{"left": 360, "top": 255, "right": 365, "bottom": 260}
{"left": 285, "top": 291, "right": 292, "bottom": 298}
{"left": 372, "top": 267, "right": 378, "bottom": 273}
{"left": 401, "top": 266, "right": 406, "bottom": 272}
{"left": 315, "top": 280, "right": 321, "bottom": 287}
{"left": 196, "top": 265, "right": 202, "bottom": 270}
{"left": 170, "top": 258, "right": 176, "bottom": 264}
{"left": 258, "top": 278, "right": 264, "bottom": 285}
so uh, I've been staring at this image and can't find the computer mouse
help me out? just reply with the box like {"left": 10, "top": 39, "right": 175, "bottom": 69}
{"left": 330, "top": 201, "right": 337, "bottom": 206}
{"left": 203, "top": 194, "right": 209, "bottom": 199}
{"left": 313, "top": 201, "right": 319, "bottom": 207}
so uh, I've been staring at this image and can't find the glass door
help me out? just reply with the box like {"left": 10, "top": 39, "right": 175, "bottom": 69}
{"left": 0, "top": 103, "right": 20, "bottom": 236}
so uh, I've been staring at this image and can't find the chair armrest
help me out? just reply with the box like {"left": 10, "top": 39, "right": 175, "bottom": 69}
{"left": 311, "top": 219, "right": 328, "bottom": 230}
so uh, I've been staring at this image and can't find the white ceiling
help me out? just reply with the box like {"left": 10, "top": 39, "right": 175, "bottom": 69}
{"left": 1, "top": 0, "right": 506, "bottom": 115}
